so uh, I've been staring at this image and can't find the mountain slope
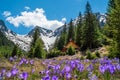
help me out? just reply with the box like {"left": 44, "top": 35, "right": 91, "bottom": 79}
{"left": 0, "top": 20, "right": 15, "bottom": 55}
{"left": 27, "top": 26, "right": 56, "bottom": 51}
{"left": 0, "top": 20, "right": 15, "bottom": 47}
{"left": 0, "top": 20, "right": 31, "bottom": 51}
{"left": 0, "top": 31, "right": 14, "bottom": 47}
{"left": 0, "top": 13, "right": 107, "bottom": 52}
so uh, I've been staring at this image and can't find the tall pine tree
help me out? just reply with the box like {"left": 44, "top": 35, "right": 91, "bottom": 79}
{"left": 76, "top": 12, "right": 82, "bottom": 47}
{"left": 55, "top": 23, "right": 67, "bottom": 50}
{"left": 81, "top": 1, "right": 99, "bottom": 50}
{"left": 31, "top": 26, "right": 40, "bottom": 47}
{"left": 67, "top": 19, "right": 75, "bottom": 42}
{"left": 34, "top": 39, "right": 44, "bottom": 58}
{"left": 107, "top": 0, "right": 120, "bottom": 58}
{"left": 106, "top": 0, "right": 115, "bottom": 38}
{"left": 28, "top": 26, "right": 45, "bottom": 58}
{"left": 11, "top": 45, "right": 18, "bottom": 57}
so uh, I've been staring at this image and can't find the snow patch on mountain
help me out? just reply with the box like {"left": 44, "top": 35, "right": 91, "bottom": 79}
{"left": 5, "top": 32, "right": 31, "bottom": 51}
{"left": 41, "top": 34, "right": 56, "bottom": 51}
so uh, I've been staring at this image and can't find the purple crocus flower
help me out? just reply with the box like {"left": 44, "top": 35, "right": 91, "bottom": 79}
{"left": 13, "top": 65, "right": 17, "bottom": 69}
{"left": 84, "top": 59, "right": 90, "bottom": 62}
{"left": 87, "top": 64, "right": 94, "bottom": 72}
{"left": 116, "top": 63, "right": 120, "bottom": 71}
{"left": 53, "top": 65, "right": 60, "bottom": 74}
{"left": 22, "top": 58, "right": 27, "bottom": 62}
{"left": 30, "top": 60, "right": 34, "bottom": 65}
{"left": 99, "top": 65, "right": 105, "bottom": 74}
{"left": 77, "top": 63, "right": 84, "bottom": 72}
{"left": 1, "top": 69, "right": 6, "bottom": 76}
{"left": 52, "top": 75, "right": 58, "bottom": 80}
{"left": 74, "top": 59, "right": 80, "bottom": 63}
{"left": 19, "top": 73, "right": 23, "bottom": 79}
{"left": 0, "top": 73, "right": 2, "bottom": 77}
{"left": 13, "top": 56, "right": 17, "bottom": 59}
{"left": 66, "top": 73, "right": 71, "bottom": 79}
{"left": 42, "top": 75, "right": 50, "bottom": 80}
{"left": 6, "top": 72, "right": 12, "bottom": 78}
{"left": 22, "top": 72, "right": 28, "bottom": 80}
{"left": 2, "top": 69, "right": 6, "bottom": 74}
{"left": 25, "top": 61, "right": 29, "bottom": 64}
{"left": 61, "top": 65, "right": 71, "bottom": 76}
{"left": 108, "top": 64, "right": 116, "bottom": 74}
{"left": 92, "top": 59, "right": 98, "bottom": 64}
{"left": 19, "top": 59, "right": 24, "bottom": 66}
{"left": 0, "top": 73, "right": 3, "bottom": 80}
{"left": 63, "top": 65, "right": 71, "bottom": 73}
{"left": 90, "top": 74, "right": 98, "bottom": 80}
{"left": 19, "top": 72, "right": 28, "bottom": 80}
{"left": 55, "top": 65, "right": 60, "bottom": 70}
{"left": 88, "top": 72, "right": 93, "bottom": 79}
{"left": 9, "top": 57, "right": 14, "bottom": 62}
{"left": 45, "top": 70, "right": 50, "bottom": 75}
{"left": 32, "top": 69, "right": 35, "bottom": 73}
{"left": 70, "top": 61, "right": 76, "bottom": 68}
{"left": 11, "top": 68, "right": 18, "bottom": 76}
{"left": 48, "top": 65, "right": 54, "bottom": 69}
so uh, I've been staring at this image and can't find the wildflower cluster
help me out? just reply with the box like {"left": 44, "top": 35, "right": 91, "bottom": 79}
{"left": 0, "top": 57, "right": 120, "bottom": 80}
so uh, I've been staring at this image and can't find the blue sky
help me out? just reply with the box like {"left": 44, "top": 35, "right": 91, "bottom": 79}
{"left": 0, "top": 0, "right": 108, "bottom": 34}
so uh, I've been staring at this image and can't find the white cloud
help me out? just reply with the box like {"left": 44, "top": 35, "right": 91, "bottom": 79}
{"left": 3, "top": 11, "right": 11, "bottom": 17}
{"left": 6, "top": 8, "right": 65, "bottom": 31}
{"left": 24, "top": 6, "right": 30, "bottom": 10}
{"left": 62, "top": 18, "right": 67, "bottom": 23}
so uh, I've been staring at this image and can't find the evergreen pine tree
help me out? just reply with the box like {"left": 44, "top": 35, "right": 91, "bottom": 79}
{"left": 81, "top": 1, "right": 99, "bottom": 50}
{"left": 67, "top": 19, "right": 75, "bottom": 42}
{"left": 56, "top": 23, "right": 67, "bottom": 50}
{"left": 106, "top": 0, "right": 115, "bottom": 38}
{"left": 108, "top": 0, "right": 115, "bottom": 12}
{"left": 34, "top": 39, "right": 44, "bottom": 58}
{"left": 76, "top": 12, "right": 82, "bottom": 47}
{"left": 107, "top": 0, "right": 120, "bottom": 58}
{"left": 31, "top": 26, "right": 40, "bottom": 47}
{"left": 11, "top": 45, "right": 18, "bottom": 57}
{"left": 28, "top": 26, "right": 45, "bottom": 58}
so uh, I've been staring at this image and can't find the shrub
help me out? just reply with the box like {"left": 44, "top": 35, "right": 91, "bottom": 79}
{"left": 108, "top": 46, "right": 117, "bottom": 58}
{"left": 47, "top": 49, "right": 62, "bottom": 58}
{"left": 67, "top": 46, "right": 75, "bottom": 55}
{"left": 86, "top": 49, "right": 94, "bottom": 60}
{"left": 80, "top": 56, "right": 84, "bottom": 60}
{"left": 95, "top": 50, "right": 100, "bottom": 58}
{"left": 11, "top": 45, "right": 18, "bottom": 57}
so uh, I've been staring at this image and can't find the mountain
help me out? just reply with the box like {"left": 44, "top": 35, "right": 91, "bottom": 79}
{"left": 0, "top": 20, "right": 8, "bottom": 33}
{"left": 0, "top": 20, "right": 31, "bottom": 51}
{"left": 0, "top": 13, "right": 107, "bottom": 52}
{"left": 0, "top": 20, "right": 16, "bottom": 35}
{"left": 0, "top": 20, "right": 14, "bottom": 47}
{"left": 0, "top": 20, "right": 15, "bottom": 54}
{"left": 0, "top": 31, "right": 14, "bottom": 47}
{"left": 98, "top": 14, "right": 107, "bottom": 26}
{"left": 28, "top": 26, "right": 53, "bottom": 36}
{"left": 0, "top": 20, "right": 61, "bottom": 52}
{"left": 53, "top": 13, "right": 107, "bottom": 37}
{"left": 27, "top": 26, "right": 56, "bottom": 51}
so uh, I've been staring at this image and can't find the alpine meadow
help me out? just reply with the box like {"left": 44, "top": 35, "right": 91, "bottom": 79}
{"left": 0, "top": 0, "right": 120, "bottom": 80}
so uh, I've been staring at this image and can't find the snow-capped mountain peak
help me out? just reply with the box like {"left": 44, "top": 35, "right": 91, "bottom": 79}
{"left": 27, "top": 26, "right": 56, "bottom": 51}
{"left": 0, "top": 13, "right": 107, "bottom": 52}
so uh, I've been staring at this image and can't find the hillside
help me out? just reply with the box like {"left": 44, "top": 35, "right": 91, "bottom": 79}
{"left": 0, "top": 20, "right": 15, "bottom": 56}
